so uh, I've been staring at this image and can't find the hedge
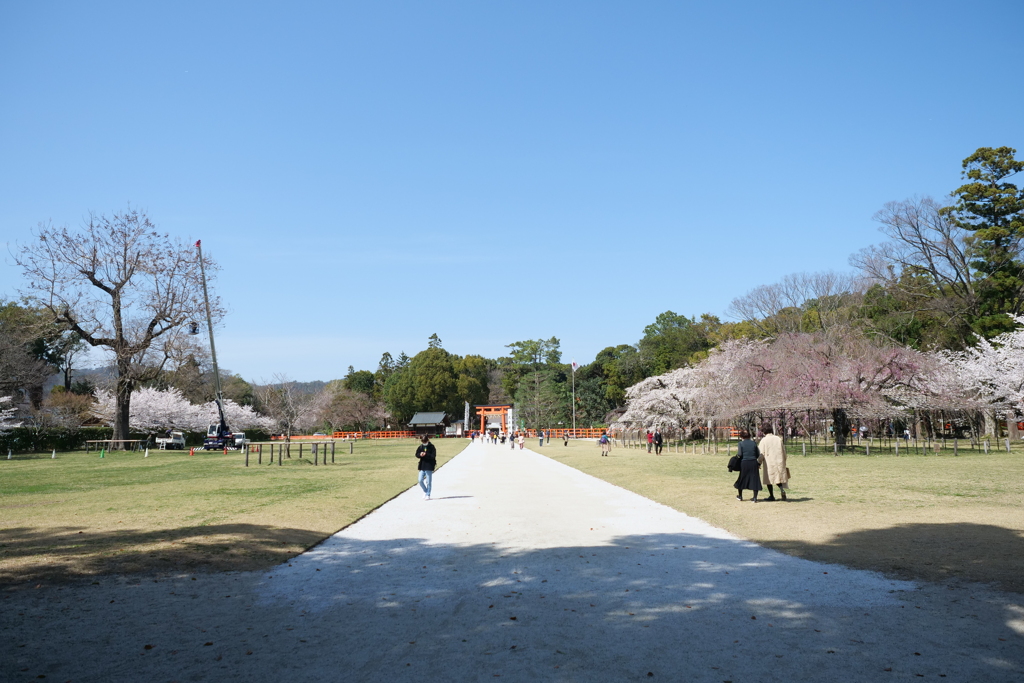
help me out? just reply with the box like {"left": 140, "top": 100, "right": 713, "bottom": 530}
{"left": 0, "top": 426, "right": 113, "bottom": 454}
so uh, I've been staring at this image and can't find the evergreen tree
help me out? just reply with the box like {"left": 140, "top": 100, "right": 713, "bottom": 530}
{"left": 941, "top": 146, "right": 1024, "bottom": 338}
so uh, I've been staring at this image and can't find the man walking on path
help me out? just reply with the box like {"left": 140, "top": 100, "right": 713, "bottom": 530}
{"left": 415, "top": 436, "right": 436, "bottom": 500}
{"left": 759, "top": 425, "right": 789, "bottom": 501}
{"left": 653, "top": 429, "right": 663, "bottom": 455}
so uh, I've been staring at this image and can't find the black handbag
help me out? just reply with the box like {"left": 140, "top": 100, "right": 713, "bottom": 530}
{"left": 727, "top": 455, "right": 741, "bottom": 472}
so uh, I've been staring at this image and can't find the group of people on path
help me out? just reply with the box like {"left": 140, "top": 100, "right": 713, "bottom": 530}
{"left": 470, "top": 430, "right": 526, "bottom": 449}
{"left": 733, "top": 425, "right": 790, "bottom": 503}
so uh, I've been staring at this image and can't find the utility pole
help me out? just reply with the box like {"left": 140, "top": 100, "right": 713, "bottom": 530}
{"left": 195, "top": 240, "right": 226, "bottom": 432}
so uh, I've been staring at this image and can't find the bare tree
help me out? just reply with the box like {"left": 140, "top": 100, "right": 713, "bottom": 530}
{"left": 15, "top": 207, "right": 221, "bottom": 441}
{"left": 319, "top": 386, "right": 386, "bottom": 433}
{"left": 728, "top": 271, "right": 863, "bottom": 335}
{"left": 254, "top": 374, "right": 330, "bottom": 438}
{"left": 36, "top": 390, "right": 95, "bottom": 430}
{"left": 850, "top": 196, "right": 1023, "bottom": 345}
{"left": 0, "top": 329, "right": 51, "bottom": 407}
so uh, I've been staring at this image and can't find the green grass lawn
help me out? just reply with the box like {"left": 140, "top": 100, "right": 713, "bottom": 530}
{"left": 5, "top": 436, "right": 1023, "bottom": 593}
{"left": 537, "top": 439, "right": 1024, "bottom": 593}
{"left": 0, "top": 438, "right": 467, "bottom": 584}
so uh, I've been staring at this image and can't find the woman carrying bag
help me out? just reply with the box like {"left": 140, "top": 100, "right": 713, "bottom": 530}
{"left": 733, "top": 430, "right": 763, "bottom": 503}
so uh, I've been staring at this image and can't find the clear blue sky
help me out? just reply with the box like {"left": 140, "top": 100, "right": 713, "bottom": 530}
{"left": 2, "top": 1, "right": 1022, "bottom": 381}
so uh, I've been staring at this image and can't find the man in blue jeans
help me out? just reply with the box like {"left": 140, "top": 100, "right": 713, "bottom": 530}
{"left": 416, "top": 435, "right": 437, "bottom": 500}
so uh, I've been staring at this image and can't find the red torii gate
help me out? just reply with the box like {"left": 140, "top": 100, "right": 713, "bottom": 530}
{"left": 475, "top": 404, "right": 512, "bottom": 434}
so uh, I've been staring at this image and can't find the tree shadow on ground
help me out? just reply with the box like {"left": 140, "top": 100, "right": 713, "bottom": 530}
{"left": 4, "top": 528, "right": 1024, "bottom": 681}
{"left": 0, "top": 523, "right": 326, "bottom": 585}
{"left": 762, "top": 522, "right": 1024, "bottom": 593}
{"left": 245, "top": 530, "right": 1024, "bottom": 682}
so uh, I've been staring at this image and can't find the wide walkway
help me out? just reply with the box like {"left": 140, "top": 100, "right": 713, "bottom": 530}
{"left": 5, "top": 442, "right": 1024, "bottom": 681}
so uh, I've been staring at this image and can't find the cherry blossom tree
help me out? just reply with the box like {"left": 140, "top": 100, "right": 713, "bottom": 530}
{"left": 617, "top": 339, "right": 766, "bottom": 433}
{"left": 198, "top": 398, "right": 274, "bottom": 431}
{"left": 618, "top": 329, "right": 985, "bottom": 449}
{"left": 93, "top": 387, "right": 273, "bottom": 434}
{"left": 944, "top": 316, "right": 1024, "bottom": 407}
{"left": 940, "top": 315, "right": 1024, "bottom": 436}
{"left": 94, "top": 387, "right": 204, "bottom": 433}
{"left": 0, "top": 396, "right": 20, "bottom": 430}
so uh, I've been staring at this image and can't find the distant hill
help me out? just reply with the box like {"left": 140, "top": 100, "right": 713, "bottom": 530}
{"left": 252, "top": 380, "right": 330, "bottom": 395}
{"left": 50, "top": 366, "right": 335, "bottom": 397}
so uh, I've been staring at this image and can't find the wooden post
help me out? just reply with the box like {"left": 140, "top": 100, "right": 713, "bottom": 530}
{"left": 245, "top": 446, "right": 249, "bottom": 467}
{"left": 802, "top": 443, "right": 806, "bottom": 457}
{"left": 954, "top": 437, "right": 958, "bottom": 456}
{"left": 350, "top": 440, "right": 353, "bottom": 454}
{"left": 332, "top": 441, "right": 335, "bottom": 463}
{"left": 300, "top": 443, "right": 304, "bottom": 460}
{"left": 278, "top": 445, "right": 282, "bottom": 466}
{"left": 258, "top": 444, "right": 263, "bottom": 465}
{"left": 314, "top": 444, "right": 317, "bottom": 465}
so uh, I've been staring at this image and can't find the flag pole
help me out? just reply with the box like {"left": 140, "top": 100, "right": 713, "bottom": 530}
{"left": 571, "top": 359, "right": 577, "bottom": 434}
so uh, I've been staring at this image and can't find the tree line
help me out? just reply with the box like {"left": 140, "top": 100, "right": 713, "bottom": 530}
{"left": 3, "top": 147, "right": 1021, "bottom": 438}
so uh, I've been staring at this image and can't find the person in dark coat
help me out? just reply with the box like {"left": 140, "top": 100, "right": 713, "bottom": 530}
{"left": 733, "top": 430, "right": 763, "bottom": 502}
{"left": 416, "top": 436, "right": 437, "bottom": 500}
{"left": 653, "top": 429, "right": 664, "bottom": 455}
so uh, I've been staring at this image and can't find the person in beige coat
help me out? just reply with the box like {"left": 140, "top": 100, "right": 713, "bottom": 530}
{"left": 759, "top": 425, "right": 789, "bottom": 501}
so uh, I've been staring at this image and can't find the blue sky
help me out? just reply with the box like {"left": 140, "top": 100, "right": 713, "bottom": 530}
{"left": 2, "top": 1, "right": 1022, "bottom": 381}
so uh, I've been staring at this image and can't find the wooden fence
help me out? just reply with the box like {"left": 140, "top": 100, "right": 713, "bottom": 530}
{"left": 269, "top": 431, "right": 419, "bottom": 441}
{"left": 331, "top": 431, "right": 418, "bottom": 439}
{"left": 244, "top": 440, "right": 346, "bottom": 466}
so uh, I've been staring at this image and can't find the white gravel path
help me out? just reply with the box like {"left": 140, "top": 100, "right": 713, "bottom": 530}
{"left": 3, "top": 442, "right": 1023, "bottom": 682}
